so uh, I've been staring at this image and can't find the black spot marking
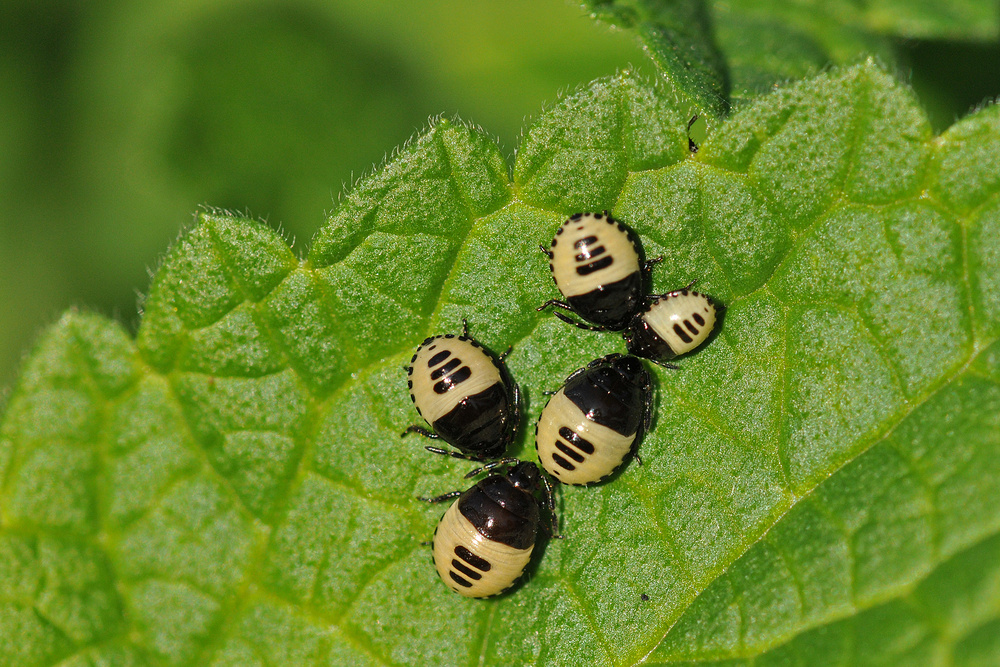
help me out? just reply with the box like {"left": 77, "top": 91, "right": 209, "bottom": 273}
{"left": 569, "top": 213, "right": 583, "bottom": 221}
{"left": 576, "top": 256, "right": 614, "bottom": 276}
{"left": 451, "top": 559, "right": 483, "bottom": 580}
{"left": 575, "top": 245, "right": 606, "bottom": 262}
{"left": 684, "top": 319, "right": 699, "bottom": 335}
{"left": 554, "top": 440, "right": 585, "bottom": 463}
{"left": 433, "top": 366, "right": 472, "bottom": 394}
{"left": 430, "top": 357, "right": 461, "bottom": 380}
{"left": 559, "top": 426, "right": 595, "bottom": 454}
{"left": 449, "top": 571, "right": 473, "bottom": 588}
{"left": 693, "top": 312, "right": 705, "bottom": 326}
{"left": 552, "top": 453, "right": 576, "bottom": 470}
{"left": 673, "top": 323, "right": 693, "bottom": 344}
{"left": 455, "top": 545, "right": 491, "bottom": 571}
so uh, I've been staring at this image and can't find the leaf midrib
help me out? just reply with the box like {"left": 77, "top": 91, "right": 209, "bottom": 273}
{"left": 638, "top": 343, "right": 1000, "bottom": 665}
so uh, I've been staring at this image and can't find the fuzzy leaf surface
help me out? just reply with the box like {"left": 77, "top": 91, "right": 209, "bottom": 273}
{"left": 581, "top": 0, "right": 730, "bottom": 115}
{"left": 2, "top": 62, "right": 1000, "bottom": 666}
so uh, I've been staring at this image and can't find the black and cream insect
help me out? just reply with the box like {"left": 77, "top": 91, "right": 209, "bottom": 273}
{"left": 404, "top": 323, "right": 520, "bottom": 460}
{"left": 623, "top": 284, "right": 718, "bottom": 362}
{"left": 535, "top": 354, "right": 653, "bottom": 485}
{"left": 422, "top": 460, "right": 557, "bottom": 598}
{"left": 538, "top": 212, "right": 659, "bottom": 331}
{"left": 538, "top": 213, "right": 721, "bottom": 365}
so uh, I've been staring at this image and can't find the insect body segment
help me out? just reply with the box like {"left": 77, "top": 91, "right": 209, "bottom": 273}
{"left": 538, "top": 213, "right": 721, "bottom": 363}
{"left": 539, "top": 212, "right": 648, "bottom": 331}
{"left": 425, "top": 461, "right": 554, "bottom": 598}
{"left": 405, "top": 329, "right": 519, "bottom": 460}
{"left": 624, "top": 286, "right": 718, "bottom": 362}
{"left": 536, "top": 354, "right": 652, "bottom": 485}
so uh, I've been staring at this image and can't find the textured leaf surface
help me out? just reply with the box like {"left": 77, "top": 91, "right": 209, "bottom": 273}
{"left": 2, "top": 62, "right": 1000, "bottom": 666}
{"left": 581, "top": 0, "right": 730, "bottom": 115}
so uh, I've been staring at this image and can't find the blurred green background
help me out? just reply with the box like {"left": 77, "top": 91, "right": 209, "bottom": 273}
{"left": 1, "top": 0, "right": 998, "bottom": 392}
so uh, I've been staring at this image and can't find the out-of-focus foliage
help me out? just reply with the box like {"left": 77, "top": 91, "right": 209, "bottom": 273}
{"left": 2, "top": 1, "right": 999, "bottom": 392}
{"left": 0, "top": 0, "right": 646, "bottom": 391}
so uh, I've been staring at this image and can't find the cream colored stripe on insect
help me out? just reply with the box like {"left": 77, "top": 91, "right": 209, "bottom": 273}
{"left": 536, "top": 391, "right": 636, "bottom": 485}
{"left": 433, "top": 502, "right": 533, "bottom": 598}
{"left": 643, "top": 293, "right": 715, "bottom": 356}
{"left": 552, "top": 223, "right": 638, "bottom": 297}
{"left": 411, "top": 340, "right": 502, "bottom": 422}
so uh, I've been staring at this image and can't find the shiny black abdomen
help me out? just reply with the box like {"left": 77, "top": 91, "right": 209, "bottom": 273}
{"left": 458, "top": 476, "right": 539, "bottom": 549}
{"left": 563, "top": 357, "right": 648, "bottom": 435}
{"left": 566, "top": 271, "right": 643, "bottom": 331}
{"left": 433, "top": 383, "right": 513, "bottom": 458}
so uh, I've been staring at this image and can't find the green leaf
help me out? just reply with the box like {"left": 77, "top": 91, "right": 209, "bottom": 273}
{"left": 715, "top": 0, "right": 999, "bottom": 45}
{"left": 711, "top": 2, "right": 896, "bottom": 104}
{"left": 2, "top": 61, "right": 1000, "bottom": 666}
{"left": 578, "top": 0, "right": 998, "bottom": 120}
{"left": 817, "top": 0, "right": 999, "bottom": 40}
{"left": 581, "top": 0, "right": 730, "bottom": 116}
{"left": 711, "top": 0, "right": 998, "bottom": 102}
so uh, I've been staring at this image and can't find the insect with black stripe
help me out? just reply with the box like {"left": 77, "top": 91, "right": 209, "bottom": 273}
{"left": 623, "top": 283, "right": 718, "bottom": 363}
{"left": 421, "top": 460, "right": 559, "bottom": 597}
{"left": 535, "top": 354, "right": 653, "bottom": 485}
{"left": 538, "top": 212, "right": 718, "bottom": 366}
{"left": 538, "top": 211, "right": 659, "bottom": 332}
{"left": 403, "top": 321, "right": 520, "bottom": 461}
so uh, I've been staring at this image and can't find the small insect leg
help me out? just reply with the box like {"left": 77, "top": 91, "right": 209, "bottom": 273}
{"left": 552, "top": 311, "right": 604, "bottom": 332}
{"left": 463, "top": 458, "right": 519, "bottom": 479}
{"left": 643, "top": 255, "right": 664, "bottom": 272}
{"left": 402, "top": 425, "right": 440, "bottom": 439}
{"left": 425, "top": 446, "right": 483, "bottom": 462}
{"left": 418, "top": 490, "right": 463, "bottom": 503}
{"left": 540, "top": 474, "right": 564, "bottom": 539}
{"left": 536, "top": 299, "right": 574, "bottom": 313}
